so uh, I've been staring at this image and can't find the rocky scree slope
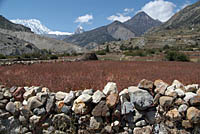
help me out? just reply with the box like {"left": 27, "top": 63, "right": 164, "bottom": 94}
{"left": 0, "top": 79, "right": 200, "bottom": 134}
{"left": 0, "top": 32, "right": 40, "bottom": 56}
{"left": 0, "top": 15, "right": 32, "bottom": 33}
{"left": 0, "top": 28, "right": 83, "bottom": 54}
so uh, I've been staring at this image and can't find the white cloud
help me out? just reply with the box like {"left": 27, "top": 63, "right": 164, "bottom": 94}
{"left": 107, "top": 13, "right": 131, "bottom": 23}
{"left": 75, "top": 14, "right": 93, "bottom": 24}
{"left": 107, "top": 8, "right": 134, "bottom": 23}
{"left": 124, "top": 8, "right": 134, "bottom": 14}
{"left": 141, "top": 0, "right": 176, "bottom": 22}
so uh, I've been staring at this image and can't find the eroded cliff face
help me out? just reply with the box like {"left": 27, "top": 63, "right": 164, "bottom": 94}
{"left": 0, "top": 79, "right": 200, "bottom": 134}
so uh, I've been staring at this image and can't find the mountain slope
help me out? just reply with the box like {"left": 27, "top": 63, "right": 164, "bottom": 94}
{"left": 124, "top": 11, "right": 162, "bottom": 36}
{"left": 0, "top": 32, "right": 40, "bottom": 56}
{"left": 0, "top": 28, "right": 83, "bottom": 54}
{"left": 64, "top": 21, "right": 135, "bottom": 47}
{"left": 0, "top": 15, "right": 32, "bottom": 33}
{"left": 149, "top": 1, "right": 200, "bottom": 34}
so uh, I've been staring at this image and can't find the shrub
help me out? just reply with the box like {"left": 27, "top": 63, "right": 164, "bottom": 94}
{"left": 0, "top": 54, "right": 6, "bottom": 59}
{"left": 96, "top": 50, "right": 106, "bottom": 55}
{"left": 106, "top": 45, "right": 110, "bottom": 53}
{"left": 124, "top": 50, "right": 147, "bottom": 57}
{"left": 50, "top": 55, "right": 58, "bottom": 60}
{"left": 165, "top": 51, "right": 189, "bottom": 62}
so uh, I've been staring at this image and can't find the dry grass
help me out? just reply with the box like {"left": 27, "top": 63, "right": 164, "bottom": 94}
{"left": 0, "top": 61, "right": 200, "bottom": 92}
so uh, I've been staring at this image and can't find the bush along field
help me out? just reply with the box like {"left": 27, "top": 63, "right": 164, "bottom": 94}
{"left": 0, "top": 79, "right": 200, "bottom": 134}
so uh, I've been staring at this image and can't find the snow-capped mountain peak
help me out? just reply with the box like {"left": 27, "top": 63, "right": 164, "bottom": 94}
{"left": 10, "top": 19, "right": 73, "bottom": 35}
{"left": 11, "top": 19, "right": 51, "bottom": 34}
{"left": 75, "top": 26, "right": 85, "bottom": 34}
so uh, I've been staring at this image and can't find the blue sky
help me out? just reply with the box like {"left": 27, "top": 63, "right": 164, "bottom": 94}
{"left": 0, "top": 0, "right": 198, "bottom": 33}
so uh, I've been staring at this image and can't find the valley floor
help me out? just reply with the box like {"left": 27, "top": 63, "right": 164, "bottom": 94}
{"left": 0, "top": 61, "right": 200, "bottom": 92}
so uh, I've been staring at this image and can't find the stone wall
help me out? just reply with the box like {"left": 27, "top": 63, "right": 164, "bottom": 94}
{"left": 0, "top": 79, "right": 200, "bottom": 134}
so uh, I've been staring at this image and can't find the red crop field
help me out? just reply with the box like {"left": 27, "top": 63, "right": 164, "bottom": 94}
{"left": 0, "top": 61, "right": 200, "bottom": 92}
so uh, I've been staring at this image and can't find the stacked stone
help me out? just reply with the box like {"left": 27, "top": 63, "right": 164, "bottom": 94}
{"left": 154, "top": 79, "right": 200, "bottom": 134}
{"left": 0, "top": 79, "right": 200, "bottom": 134}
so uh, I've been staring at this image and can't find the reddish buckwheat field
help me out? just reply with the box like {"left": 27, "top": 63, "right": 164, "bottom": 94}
{"left": 0, "top": 61, "right": 200, "bottom": 92}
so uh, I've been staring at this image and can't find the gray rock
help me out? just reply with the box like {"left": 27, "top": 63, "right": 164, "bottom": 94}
{"left": 33, "top": 107, "right": 46, "bottom": 116}
{"left": 6, "top": 102, "right": 16, "bottom": 115}
{"left": 92, "top": 90, "right": 106, "bottom": 104}
{"left": 27, "top": 96, "right": 43, "bottom": 110}
{"left": 0, "top": 92, "right": 4, "bottom": 100}
{"left": 9, "top": 86, "right": 17, "bottom": 93}
{"left": 36, "top": 92, "right": 48, "bottom": 104}
{"left": 129, "top": 89, "right": 153, "bottom": 110}
{"left": 144, "top": 109, "right": 156, "bottom": 124}
{"left": 64, "top": 91, "right": 75, "bottom": 104}
{"left": 61, "top": 105, "right": 71, "bottom": 114}
{"left": 82, "top": 89, "right": 94, "bottom": 95}
{"left": 89, "top": 116, "right": 103, "bottom": 130}
{"left": 46, "top": 94, "right": 55, "bottom": 113}
{"left": 103, "top": 82, "right": 118, "bottom": 96}
{"left": 121, "top": 102, "right": 134, "bottom": 115}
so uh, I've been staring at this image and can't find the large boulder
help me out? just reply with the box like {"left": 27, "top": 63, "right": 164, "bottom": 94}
{"left": 78, "top": 52, "right": 98, "bottom": 61}
{"left": 129, "top": 88, "right": 153, "bottom": 110}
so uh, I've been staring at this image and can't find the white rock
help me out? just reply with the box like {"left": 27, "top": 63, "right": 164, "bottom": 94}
{"left": 55, "top": 91, "right": 68, "bottom": 101}
{"left": 165, "top": 85, "right": 177, "bottom": 97}
{"left": 103, "top": 82, "right": 118, "bottom": 96}
{"left": 185, "top": 84, "right": 199, "bottom": 92}
{"left": 172, "top": 80, "right": 186, "bottom": 91}
{"left": 184, "top": 92, "right": 197, "bottom": 102}
{"left": 175, "top": 89, "right": 185, "bottom": 97}
{"left": 178, "top": 104, "right": 188, "bottom": 113}
{"left": 64, "top": 91, "right": 75, "bottom": 104}
{"left": 92, "top": 90, "right": 106, "bottom": 104}
{"left": 75, "top": 94, "right": 92, "bottom": 103}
